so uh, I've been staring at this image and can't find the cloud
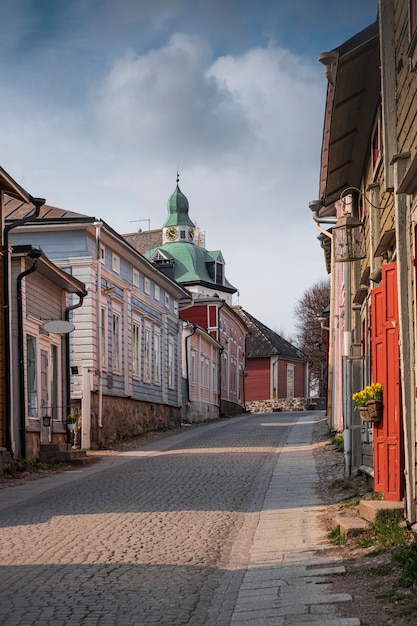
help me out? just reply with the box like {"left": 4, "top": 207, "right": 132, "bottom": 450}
{"left": 88, "top": 33, "right": 253, "bottom": 163}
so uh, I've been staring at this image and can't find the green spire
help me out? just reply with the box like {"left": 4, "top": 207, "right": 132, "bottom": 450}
{"left": 163, "top": 173, "right": 195, "bottom": 228}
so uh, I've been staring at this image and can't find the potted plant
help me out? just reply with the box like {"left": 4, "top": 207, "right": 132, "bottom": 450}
{"left": 66, "top": 414, "right": 78, "bottom": 431}
{"left": 352, "top": 383, "right": 383, "bottom": 422}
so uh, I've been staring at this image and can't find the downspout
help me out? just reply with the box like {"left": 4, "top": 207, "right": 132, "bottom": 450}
{"left": 64, "top": 290, "right": 88, "bottom": 421}
{"left": 17, "top": 249, "right": 42, "bottom": 458}
{"left": 93, "top": 221, "right": 103, "bottom": 428}
{"left": 4, "top": 197, "right": 45, "bottom": 455}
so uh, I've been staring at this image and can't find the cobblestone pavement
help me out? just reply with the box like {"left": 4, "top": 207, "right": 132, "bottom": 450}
{"left": 0, "top": 412, "right": 355, "bottom": 626}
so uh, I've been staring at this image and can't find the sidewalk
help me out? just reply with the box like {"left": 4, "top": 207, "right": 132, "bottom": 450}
{"left": 229, "top": 413, "right": 360, "bottom": 626}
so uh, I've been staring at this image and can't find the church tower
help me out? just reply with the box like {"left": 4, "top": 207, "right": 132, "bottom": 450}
{"left": 162, "top": 174, "right": 195, "bottom": 245}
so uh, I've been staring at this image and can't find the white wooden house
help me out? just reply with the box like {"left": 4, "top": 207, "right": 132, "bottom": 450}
{"left": 5, "top": 200, "right": 190, "bottom": 449}
{"left": 10, "top": 244, "right": 87, "bottom": 461}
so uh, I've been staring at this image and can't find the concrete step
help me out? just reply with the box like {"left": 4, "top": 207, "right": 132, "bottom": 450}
{"left": 359, "top": 499, "right": 404, "bottom": 524}
{"left": 332, "top": 514, "right": 370, "bottom": 537}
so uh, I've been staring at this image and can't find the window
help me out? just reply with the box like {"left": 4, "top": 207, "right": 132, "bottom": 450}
{"left": 26, "top": 335, "right": 37, "bottom": 417}
{"left": 132, "top": 321, "right": 141, "bottom": 378}
{"left": 230, "top": 358, "right": 237, "bottom": 393}
{"left": 411, "top": 0, "right": 417, "bottom": 36}
{"left": 287, "top": 364, "right": 294, "bottom": 399}
{"left": 50, "top": 344, "right": 58, "bottom": 420}
{"left": 212, "top": 363, "right": 217, "bottom": 395}
{"left": 101, "top": 307, "right": 107, "bottom": 369}
{"left": 132, "top": 268, "right": 140, "bottom": 288}
{"left": 190, "top": 350, "right": 196, "bottom": 385}
{"left": 168, "top": 339, "right": 175, "bottom": 388}
{"left": 112, "top": 312, "right": 121, "bottom": 372}
{"left": 205, "top": 359, "right": 210, "bottom": 389}
{"left": 144, "top": 277, "right": 151, "bottom": 294}
{"left": 154, "top": 330, "right": 161, "bottom": 384}
{"left": 180, "top": 230, "right": 186, "bottom": 239}
{"left": 200, "top": 356, "right": 205, "bottom": 388}
{"left": 165, "top": 293, "right": 170, "bottom": 308}
{"left": 100, "top": 245, "right": 105, "bottom": 264}
{"left": 215, "top": 262, "right": 224, "bottom": 286}
{"left": 144, "top": 325, "right": 151, "bottom": 382}
{"left": 112, "top": 253, "right": 120, "bottom": 274}
{"left": 222, "top": 353, "right": 228, "bottom": 389}
{"left": 371, "top": 115, "right": 381, "bottom": 176}
{"left": 154, "top": 284, "right": 160, "bottom": 301}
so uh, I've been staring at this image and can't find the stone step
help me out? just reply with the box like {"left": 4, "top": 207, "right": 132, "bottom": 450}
{"left": 359, "top": 499, "right": 404, "bottom": 524}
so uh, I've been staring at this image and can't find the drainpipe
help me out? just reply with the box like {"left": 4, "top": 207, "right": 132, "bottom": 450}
{"left": 64, "top": 290, "right": 88, "bottom": 422}
{"left": 17, "top": 249, "right": 42, "bottom": 458}
{"left": 93, "top": 221, "right": 103, "bottom": 428}
{"left": 4, "top": 197, "right": 45, "bottom": 455}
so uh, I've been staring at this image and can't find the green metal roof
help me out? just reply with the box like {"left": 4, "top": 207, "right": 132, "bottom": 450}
{"left": 146, "top": 242, "right": 237, "bottom": 292}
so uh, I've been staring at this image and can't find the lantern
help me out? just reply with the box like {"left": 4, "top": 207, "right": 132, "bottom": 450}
{"left": 332, "top": 215, "right": 365, "bottom": 262}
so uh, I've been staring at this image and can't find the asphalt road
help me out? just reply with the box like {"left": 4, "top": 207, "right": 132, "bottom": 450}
{"left": 0, "top": 412, "right": 358, "bottom": 626}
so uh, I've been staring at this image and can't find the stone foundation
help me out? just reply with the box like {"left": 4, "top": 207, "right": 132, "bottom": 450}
{"left": 245, "top": 397, "right": 325, "bottom": 414}
{"left": 88, "top": 394, "right": 182, "bottom": 449}
{"left": 183, "top": 402, "right": 219, "bottom": 423}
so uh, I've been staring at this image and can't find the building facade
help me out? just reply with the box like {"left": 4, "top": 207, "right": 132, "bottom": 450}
{"left": 6, "top": 200, "right": 189, "bottom": 449}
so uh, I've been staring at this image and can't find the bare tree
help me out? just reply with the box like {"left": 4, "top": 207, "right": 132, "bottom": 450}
{"left": 294, "top": 279, "right": 331, "bottom": 396}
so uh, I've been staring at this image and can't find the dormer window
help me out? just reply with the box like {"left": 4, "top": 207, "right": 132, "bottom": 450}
{"left": 215, "top": 262, "right": 224, "bottom": 286}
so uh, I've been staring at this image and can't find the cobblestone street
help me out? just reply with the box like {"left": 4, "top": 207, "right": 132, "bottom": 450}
{"left": 0, "top": 412, "right": 356, "bottom": 626}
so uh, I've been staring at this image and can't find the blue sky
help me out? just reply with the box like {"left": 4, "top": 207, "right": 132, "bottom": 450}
{"left": 0, "top": 0, "right": 377, "bottom": 336}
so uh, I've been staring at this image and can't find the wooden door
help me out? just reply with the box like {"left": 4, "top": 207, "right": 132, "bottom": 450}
{"left": 371, "top": 262, "right": 403, "bottom": 501}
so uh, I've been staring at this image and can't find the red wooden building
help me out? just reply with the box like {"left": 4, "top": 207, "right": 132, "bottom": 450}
{"left": 235, "top": 308, "right": 309, "bottom": 408}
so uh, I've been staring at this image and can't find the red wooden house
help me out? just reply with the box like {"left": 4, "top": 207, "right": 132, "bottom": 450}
{"left": 235, "top": 308, "right": 309, "bottom": 412}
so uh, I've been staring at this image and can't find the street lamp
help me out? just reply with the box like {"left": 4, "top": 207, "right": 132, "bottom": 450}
{"left": 332, "top": 214, "right": 365, "bottom": 262}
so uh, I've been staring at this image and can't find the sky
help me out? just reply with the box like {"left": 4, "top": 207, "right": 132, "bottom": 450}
{"left": 0, "top": 0, "right": 377, "bottom": 338}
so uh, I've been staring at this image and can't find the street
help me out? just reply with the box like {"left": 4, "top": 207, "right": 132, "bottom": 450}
{"left": 0, "top": 412, "right": 358, "bottom": 626}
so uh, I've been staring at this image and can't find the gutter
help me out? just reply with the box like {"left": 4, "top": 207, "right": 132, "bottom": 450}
{"left": 4, "top": 197, "right": 45, "bottom": 455}
{"left": 17, "top": 249, "right": 42, "bottom": 458}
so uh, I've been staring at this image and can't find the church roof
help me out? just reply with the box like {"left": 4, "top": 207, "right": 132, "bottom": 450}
{"left": 145, "top": 242, "right": 237, "bottom": 293}
{"left": 235, "top": 308, "right": 309, "bottom": 361}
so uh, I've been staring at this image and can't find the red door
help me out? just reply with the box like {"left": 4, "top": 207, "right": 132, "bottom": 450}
{"left": 371, "top": 262, "right": 403, "bottom": 501}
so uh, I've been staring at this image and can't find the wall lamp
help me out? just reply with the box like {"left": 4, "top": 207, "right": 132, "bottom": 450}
{"left": 42, "top": 415, "right": 51, "bottom": 427}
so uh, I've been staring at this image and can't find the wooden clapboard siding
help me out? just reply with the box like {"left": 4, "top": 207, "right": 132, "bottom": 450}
{"left": 245, "top": 358, "right": 270, "bottom": 401}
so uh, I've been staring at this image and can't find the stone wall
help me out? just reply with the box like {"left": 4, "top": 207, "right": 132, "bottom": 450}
{"left": 183, "top": 401, "right": 219, "bottom": 423}
{"left": 245, "top": 397, "right": 326, "bottom": 414}
{"left": 89, "top": 394, "right": 181, "bottom": 449}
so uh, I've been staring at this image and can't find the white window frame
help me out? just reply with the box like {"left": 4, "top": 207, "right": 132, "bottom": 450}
{"left": 132, "top": 318, "right": 141, "bottom": 379}
{"left": 112, "top": 310, "right": 122, "bottom": 373}
{"left": 190, "top": 350, "right": 196, "bottom": 386}
{"left": 168, "top": 338, "right": 175, "bottom": 389}
{"left": 132, "top": 268, "right": 140, "bottom": 288}
{"left": 112, "top": 253, "right": 120, "bottom": 274}
{"left": 144, "top": 277, "right": 151, "bottom": 295}
{"left": 144, "top": 323, "right": 152, "bottom": 383}
{"left": 154, "top": 328, "right": 161, "bottom": 385}
{"left": 100, "top": 245, "right": 106, "bottom": 264}
{"left": 154, "top": 284, "right": 160, "bottom": 301}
